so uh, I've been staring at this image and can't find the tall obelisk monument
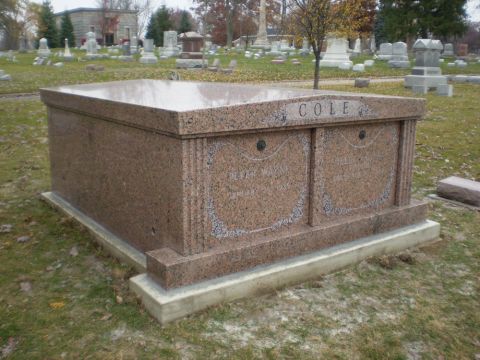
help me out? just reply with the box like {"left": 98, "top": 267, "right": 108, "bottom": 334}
{"left": 253, "top": 0, "right": 270, "bottom": 49}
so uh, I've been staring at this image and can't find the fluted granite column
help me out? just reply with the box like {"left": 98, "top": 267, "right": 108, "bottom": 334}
{"left": 253, "top": 0, "right": 269, "bottom": 47}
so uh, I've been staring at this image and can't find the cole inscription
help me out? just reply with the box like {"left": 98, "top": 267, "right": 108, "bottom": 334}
{"left": 266, "top": 100, "right": 374, "bottom": 125}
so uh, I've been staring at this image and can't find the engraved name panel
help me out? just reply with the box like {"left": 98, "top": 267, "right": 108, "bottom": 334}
{"left": 264, "top": 100, "right": 375, "bottom": 126}
{"left": 311, "top": 122, "right": 400, "bottom": 224}
{"left": 207, "top": 131, "right": 310, "bottom": 239}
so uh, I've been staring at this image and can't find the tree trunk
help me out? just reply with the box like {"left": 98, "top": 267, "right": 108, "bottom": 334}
{"left": 313, "top": 51, "right": 321, "bottom": 90}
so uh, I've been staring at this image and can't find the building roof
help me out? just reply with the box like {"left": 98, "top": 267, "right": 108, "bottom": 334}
{"left": 55, "top": 7, "right": 137, "bottom": 17}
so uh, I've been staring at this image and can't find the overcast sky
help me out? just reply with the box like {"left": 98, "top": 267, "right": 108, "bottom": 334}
{"left": 36, "top": 0, "right": 480, "bottom": 21}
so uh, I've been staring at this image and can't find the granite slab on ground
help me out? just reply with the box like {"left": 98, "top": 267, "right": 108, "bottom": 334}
{"left": 437, "top": 176, "right": 480, "bottom": 207}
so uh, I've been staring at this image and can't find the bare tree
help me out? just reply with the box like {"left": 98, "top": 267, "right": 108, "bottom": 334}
{"left": 287, "top": 0, "right": 356, "bottom": 89}
{"left": 0, "top": 0, "right": 38, "bottom": 50}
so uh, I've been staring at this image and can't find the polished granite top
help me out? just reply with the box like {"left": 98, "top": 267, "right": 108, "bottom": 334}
{"left": 41, "top": 79, "right": 416, "bottom": 112}
{"left": 40, "top": 80, "right": 426, "bottom": 136}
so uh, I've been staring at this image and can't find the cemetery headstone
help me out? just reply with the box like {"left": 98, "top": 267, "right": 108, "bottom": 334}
{"left": 176, "top": 32, "right": 205, "bottom": 68}
{"left": 252, "top": 0, "right": 270, "bottom": 50}
{"left": 388, "top": 42, "right": 410, "bottom": 68}
{"left": 299, "top": 38, "right": 310, "bottom": 57}
{"left": 85, "top": 32, "right": 100, "bottom": 59}
{"left": 369, "top": 34, "right": 376, "bottom": 54}
{"left": 161, "top": 31, "right": 180, "bottom": 58}
{"left": 377, "top": 43, "right": 393, "bottom": 60}
{"left": 352, "top": 38, "right": 361, "bottom": 57}
{"left": 320, "top": 37, "right": 352, "bottom": 68}
{"left": 404, "top": 39, "right": 451, "bottom": 96}
{"left": 63, "top": 38, "right": 74, "bottom": 61}
{"left": 267, "top": 41, "right": 282, "bottom": 56}
{"left": 119, "top": 42, "right": 134, "bottom": 62}
{"left": 437, "top": 176, "right": 480, "bottom": 207}
{"left": 130, "top": 36, "right": 138, "bottom": 54}
{"left": 364, "top": 60, "right": 374, "bottom": 67}
{"left": 442, "top": 43, "right": 454, "bottom": 57}
{"left": 40, "top": 79, "right": 436, "bottom": 324}
{"left": 354, "top": 78, "right": 370, "bottom": 88}
{"left": 352, "top": 64, "right": 365, "bottom": 72}
{"left": 37, "top": 38, "right": 51, "bottom": 58}
{"left": 139, "top": 39, "right": 158, "bottom": 64}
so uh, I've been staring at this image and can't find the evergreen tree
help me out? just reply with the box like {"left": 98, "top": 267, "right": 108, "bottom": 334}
{"left": 37, "top": 0, "right": 58, "bottom": 48}
{"left": 145, "top": 6, "right": 172, "bottom": 46}
{"left": 178, "top": 11, "right": 192, "bottom": 34}
{"left": 59, "top": 12, "right": 75, "bottom": 48}
{"left": 378, "top": 0, "right": 468, "bottom": 42}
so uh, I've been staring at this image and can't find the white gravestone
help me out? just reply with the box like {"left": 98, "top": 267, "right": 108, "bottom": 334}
{"left": 352, "top": 38, "right": 361, "bottom": 57}
{"left": 370, "top": 34, "right": 376, "bottom": 54}
{"left": 442, "top": 43, "right": 454, "bottom": 57}
{"left": 85, "top": 32, "right": 100, "bottom": 59}
{"left": 140, "top": 39, "right": 158, "bottom": 64}
{"left": 404, "top": 39, "right": 451, "bottom": 96}
{"left": 377, "top": 43, "right": 393, "bottom": 60}
{"left": 300, "top": 38, "right": 310, "bottom": 56}
{"left": 388, "top": 42, "right": 410, "bottom": 68}
{"left": 130, "top": 36, "right": 138, "bottom": 54}
{"left": 161, "top": 31, "right": 179, "bottom": 58}
{"left": 63, "top": 38, "right": 74, "bottom": 61}
{"left": 320, "top": 38, "right": 352, "bottom": 68}
{"left": 37, "top": 38, "right": 51, "bottom": 58}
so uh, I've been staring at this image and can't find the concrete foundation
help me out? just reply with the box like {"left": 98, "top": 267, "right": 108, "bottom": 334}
{"left": 131, "top": 220, "right": 440, "bottom": 324}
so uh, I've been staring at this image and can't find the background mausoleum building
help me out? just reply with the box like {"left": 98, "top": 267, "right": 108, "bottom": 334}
{"left": 55, "top": 8, "right": 137, "bottom": 46}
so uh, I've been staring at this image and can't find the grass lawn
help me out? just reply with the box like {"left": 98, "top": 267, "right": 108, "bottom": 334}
{"left": 1, "top": 49, "right": 480, "bottom": 94}
{"left": 0, "top": 74, "right": 479, "bottom": 358}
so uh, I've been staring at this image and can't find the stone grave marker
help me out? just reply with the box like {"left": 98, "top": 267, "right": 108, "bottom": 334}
{"left": 40, "top": 80, "right": 439, "bottom": 324}
{"left": 388, "top": 42, "right": 410, "bottom": 68}
{"left": 320, "top": 37, "right": 352, "bottom": 68}
{"left": 161, "top": 31, "right": 179, "bottom": 58}
{"left": 37, "top": 38, "right": 51, "bottom": 58}
{"left": 377, "top": 43, "right": 393, "bottom": 60}
{"left": 405, "top": 39, "right": 451, "bottom": 96}
{"left": 63, "top": 38, "right": 74, "bottom": 61}
{"left": 139, "top": 39, "right": 158, "bottom": 64}
{"left": 176, "top": 32, "right": 204, "bottom": 68}
{"left": 442, "top": 43, "right": 454, "bottom": 57}
{"left": 437, "top": 176, "right": 480, "bottom": 207}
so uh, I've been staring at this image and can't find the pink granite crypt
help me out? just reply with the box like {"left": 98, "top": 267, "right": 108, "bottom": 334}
{"left": 40, "top": 80, "right": 428, "bottom": 290}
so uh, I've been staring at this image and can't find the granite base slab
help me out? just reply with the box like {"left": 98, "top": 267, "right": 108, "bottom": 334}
{"left": 147, "top": 201, "right": 428, "bottom": 289}
{"left": 131, "top": 220, "right": 440, "bottom": 325}
{"left": 404, "top": 75, "right": 448, "bottom": 89}
{"left": 41, "top": 191, "right": 146, "bottom": 273}
{"left": 427, "top": 194, "right": 480, "bottom": 211}
{"left": 175, "top": 59, "right": 205, "bottom": 68}
{"left": 437, "top": 176, "right": 480, "bottom": 207}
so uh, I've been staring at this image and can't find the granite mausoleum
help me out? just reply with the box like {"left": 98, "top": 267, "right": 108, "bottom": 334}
{"left": 40, "top": 80, "right": 439, "bottom": 323}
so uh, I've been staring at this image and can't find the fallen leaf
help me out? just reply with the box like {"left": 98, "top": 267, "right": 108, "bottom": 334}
{"left": 100, "top": 313, "right": 112, "bottom": 321}
{"left": 49, "top": 301, "right": 65, "bottom": 309}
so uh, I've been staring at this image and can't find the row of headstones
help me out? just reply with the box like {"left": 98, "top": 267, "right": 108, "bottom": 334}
{"left": 34, "top": 30, "right": 182, "bottom": 63}
{"left": 378, "top": 42, "right": 456, "bottom": 59}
